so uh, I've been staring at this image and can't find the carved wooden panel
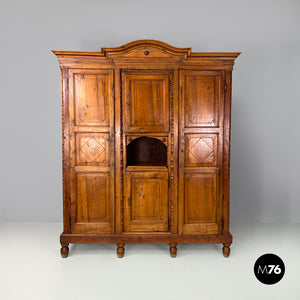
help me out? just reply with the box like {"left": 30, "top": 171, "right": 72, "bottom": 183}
{"left": 74, "top": 73, "right": 109, "bottom": 126}
{"left": 181, "top": 71, "right": 221, "bottom": 128}
{"left": 76, "top": 173, "right": 109, "bottom": 223}
{"left": 123, "top": 73, "right": 169, "bottom": 132}
{"left": 124, "top": 171, "right": 168, "bottom": 232}
{"left": 182, "top": 172, "right": 220, "bottom": 234}
{"left": 185, "top": 134, "right": 218, "bottom": 167}
{"left": 76, "top": 133, "right": 109, "bottom": 166}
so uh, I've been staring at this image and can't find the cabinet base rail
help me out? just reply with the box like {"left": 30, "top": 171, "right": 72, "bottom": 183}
{"left": 60, "top": 232, "right": 232, "bottom": 258}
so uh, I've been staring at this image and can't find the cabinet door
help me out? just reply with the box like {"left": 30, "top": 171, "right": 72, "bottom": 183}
{"left": 123, "top": 71, "right": 170, "bottom": 132}
{"left": 124, "top": 171, "right": 169, "bottom": 232}
{"left": 68, "top": 69, "right": 114, "bottom": 234}
{"left": 179, "top": 70, "right": 224, "bottom": 235}
{"left": 181, "top": 170, "right": 221, "bottom": 234}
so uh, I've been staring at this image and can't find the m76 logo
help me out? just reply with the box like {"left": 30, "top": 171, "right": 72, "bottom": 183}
{"left": 257, "top": 265, "right": 282, "bottom": 274}
{"left": 254, "top": 254, "right": 285, "bottom": 284}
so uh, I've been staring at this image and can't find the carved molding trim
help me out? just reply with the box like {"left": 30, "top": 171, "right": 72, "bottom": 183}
{"left": 169, "top": 70, "right": 175, "bottom": 233}
{"left": 126, "top": 135, "right": 168, "bottom": 146}
{"left": 53, "top": 41, "right": 241, "bottom": 69}
{"left": 120, "top": 71, "right": 124, "bottom": 232}
{"left": 101, "top": 40, "right": 191, "bottom": 58}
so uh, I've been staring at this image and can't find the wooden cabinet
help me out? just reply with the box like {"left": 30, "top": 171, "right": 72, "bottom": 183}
{"left": 53, "top": 40, "right": 240, "bottom": 258}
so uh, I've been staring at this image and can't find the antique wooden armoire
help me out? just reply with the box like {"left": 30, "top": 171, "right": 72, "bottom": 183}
{"left": 53, "top": 40, "right": 240, "bottom": 258}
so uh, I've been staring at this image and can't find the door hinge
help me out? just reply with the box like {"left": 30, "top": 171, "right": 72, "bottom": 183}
{"left": 69, "top": 216, "right": 71, "bottom": 227}
{"left": 222, "top": 217, "right": 224, "bottom": 228}
{"left": 66, "top": 77, "right": 69, "bottom": 89}
{"left": 224, "top": 81, "right": 227, "bottom": 93}
{"left": 127, "top": 197, "right": 132, "bottom": 207}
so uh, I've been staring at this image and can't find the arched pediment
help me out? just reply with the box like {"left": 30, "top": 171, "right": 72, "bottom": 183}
{"left": 53, "top": 41, "right": 240, "bottom": 70}
{"left": 100, "top": 39, "right": 191, "bottom": 59}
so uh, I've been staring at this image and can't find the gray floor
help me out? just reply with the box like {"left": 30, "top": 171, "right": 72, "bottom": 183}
{"left": 0, "top": 222, "right": 299, "bottom": 300}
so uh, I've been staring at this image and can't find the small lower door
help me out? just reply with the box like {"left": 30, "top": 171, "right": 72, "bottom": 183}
{"left": 179, "top": 170, "right": 222, "bottom": 234}
{"left": 124, "top": 170, "right": 169, "bottom": 232}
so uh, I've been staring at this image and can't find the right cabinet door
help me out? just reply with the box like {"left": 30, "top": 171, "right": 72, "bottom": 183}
{"left": 179, "top": 70, "right": 225, "bottom": 235}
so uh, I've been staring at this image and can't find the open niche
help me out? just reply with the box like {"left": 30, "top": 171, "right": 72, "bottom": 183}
{"left": 127, "top": 137, "right": 167, "bottom": 166}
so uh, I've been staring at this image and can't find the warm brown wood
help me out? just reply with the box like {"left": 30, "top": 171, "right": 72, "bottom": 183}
{"left": 169, "top": 243, "right": 177, "bottom": 258}
{"left": 124, "top": 170, "right": 168, "bottom": 232}
{"left": 182, "top": 171, "right": 221, "bottom": 235}
{"left": 117, "top": 243, "right": 125, "bottom": 258}
{"left": 61, "top": 68, "right": 71, "bottom": 234}
{"left": 171, "top": 69, "right": 179, "bottom": 235}
{"left": 178, "top": 69, "right": 224, "bottom": 240}
{"left": 67, "top": 69, "right": 115, "bottom": 235}
{"left": 222, "top": 243, "right": 231, "bottom": 257}
{"left": 60, "top": 233, "right": 233, "bottom": 244}
{"left": 184, "top": 134, "right": 218, "bottom": 167}
{"left": 54, "top": 40, "right": 239, "bottom": 258}
{"left": 76, "top": 133, "right": 110, "bottom": 166}
{"left": 60, "top": 241, "right": 69, "bottom": 258}
{"left": 183, "top": 71, "right": 222, "bottom": 128}
{"left": 74, "top": 73, "right": 109, "bottom": 126}
{"left": 123, "top": 71, "right": 170, "bottom": 132}
{"left": 223, "top": 71, "right": 233, "bottom": 235}
{"left": 114, "top": 68, "right": 122, "bottom": 234}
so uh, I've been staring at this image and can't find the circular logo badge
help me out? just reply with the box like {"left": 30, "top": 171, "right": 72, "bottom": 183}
{"left": 254, "top": 253, "right": 285, "bottom": 285}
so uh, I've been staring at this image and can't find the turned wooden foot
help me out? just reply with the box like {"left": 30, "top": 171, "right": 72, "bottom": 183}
{"left": 60, "top": 243, "right": 69, "bottom": 258}
{"left": 117, "top": 243, "right": 125, "bottom": 258}
{"left": 169, "top": 243, "right": 177, "bottom": 258}
{"left": 222, "top": 243, "right": 231, "bottom": 258}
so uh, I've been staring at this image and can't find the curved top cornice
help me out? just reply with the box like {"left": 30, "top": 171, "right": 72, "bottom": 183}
{"left": 100, "top": 39, "right": 191, "bottom": 58}
{"left": 52, "top": 40, "right": 240, "bottom": 69}
{"left": 53, "top": 40, "right": 240, "bottom": 59}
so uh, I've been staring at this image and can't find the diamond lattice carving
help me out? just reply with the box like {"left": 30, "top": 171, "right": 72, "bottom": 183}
{"left": 188, "top": 137, "right": 215, "bottom": 164}
{"left": 79, "top": 137, "right": 106, "bottom": 163}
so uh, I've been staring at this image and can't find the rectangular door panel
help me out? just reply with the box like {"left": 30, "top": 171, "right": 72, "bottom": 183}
{"left": 181, "top": 71, "right": 222, "bottom": 128}
{"left": 123, "top": 72, "right": 169, "bottom": 132}
{"left": 76, "top": 173, "right": 110, "bottom": 223}
{"left": 124, "top": 171, "right": 168, "bottom": 232}
{"left": 76, "top": 133, "right": 110, "bottom": 166}
{"left": 74, "top": 73, "right": 109, "bottom": 126}
{"left": 71, "top": 172, "right": 113, "bottom": 234}
{"left": 184, "top": 172, "right": 217, "bottom": 223}
{"left": 185, "top": 133, "right": 218, "bottom": 167}
{"left": 181, "top": 171, "right": 221, "bottom": 235}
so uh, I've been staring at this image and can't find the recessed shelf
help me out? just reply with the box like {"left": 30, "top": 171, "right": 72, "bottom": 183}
{"left": 126, "top": 137, "right": 167, "bottom": 167}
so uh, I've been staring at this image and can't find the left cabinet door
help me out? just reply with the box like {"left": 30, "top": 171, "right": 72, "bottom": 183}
{"left": 66, "top": 69, "right": 115, "bottom": 234}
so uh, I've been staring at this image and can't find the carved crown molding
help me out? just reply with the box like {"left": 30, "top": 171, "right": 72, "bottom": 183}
{"left": 101, "top": 39, "right": 191, "bottom": 59}
{"left": 52, "top": 40, "right": 240, "bottom": 69}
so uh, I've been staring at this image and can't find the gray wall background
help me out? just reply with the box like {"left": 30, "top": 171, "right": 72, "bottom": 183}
{"left": 0, "top": 0, "right": 299, "bottom": 222}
